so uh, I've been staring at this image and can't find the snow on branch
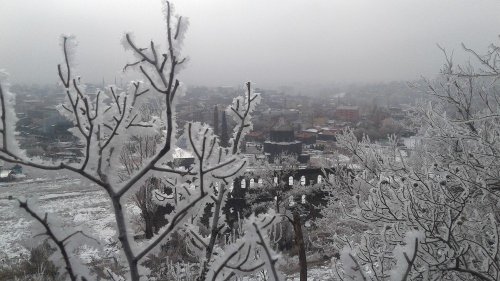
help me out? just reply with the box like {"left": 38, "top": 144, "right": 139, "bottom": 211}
{"left": 228, "top": 82, "right": 261, "bottom": 154}
{"left": 7, "top": 196, "right": 97, "bottom": 281}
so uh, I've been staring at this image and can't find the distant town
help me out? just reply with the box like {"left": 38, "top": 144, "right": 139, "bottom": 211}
{"left": 11, "top": 81, "right": 421, "bottom": 172}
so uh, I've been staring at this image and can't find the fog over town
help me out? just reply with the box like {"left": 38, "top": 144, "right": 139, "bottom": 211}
{"left": 2, "top": 0, "right": 500, "bottom": 87}
{"left": 1, "top": 1, "right": 500, "bottom": 281}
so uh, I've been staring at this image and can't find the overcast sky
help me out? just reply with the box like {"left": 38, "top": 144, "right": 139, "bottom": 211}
{"left": 1, "top": 0, "right": 500, "bottom": 88}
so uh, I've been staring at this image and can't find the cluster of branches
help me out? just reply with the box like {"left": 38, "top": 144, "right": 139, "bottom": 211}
{"left": 0, "top": 2, "right": 283, "bottom": 280}
{"left": 320, "top": 41, "right": 500, "bottom": 281}
{"left": 247, "top": 153, "right": 333, "bottom": 281}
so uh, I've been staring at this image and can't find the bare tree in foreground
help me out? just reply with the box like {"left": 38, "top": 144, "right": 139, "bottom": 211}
{"left": 321, "top": 41, "right": 500, "bottom": 280}
{"left": 0, "top": 2, "right": 282, "bottom": 280}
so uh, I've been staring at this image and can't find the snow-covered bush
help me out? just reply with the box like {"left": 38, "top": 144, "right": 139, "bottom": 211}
{"left": 0, "top": 241, "right": 60, "bottom": 281}
{"left": 323, "top": 43, "right": 500, "bottom": 281}
{"left": 0, "top": 2, "right": 282, "bottom": 280}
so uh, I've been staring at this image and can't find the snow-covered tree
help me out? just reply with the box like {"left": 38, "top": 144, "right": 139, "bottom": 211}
{"left": 249, "top": 153, "right": 329, "bottom": 281}
{"left": 0, "top": 2, "right": 282, "bottom": 280}
{"left": 322, "top": 42, "right": 500, "bottom": 280}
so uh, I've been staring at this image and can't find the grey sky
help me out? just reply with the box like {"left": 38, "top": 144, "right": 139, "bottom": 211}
{"left": 1, "top": 0, "right": 500, "bottom": 88}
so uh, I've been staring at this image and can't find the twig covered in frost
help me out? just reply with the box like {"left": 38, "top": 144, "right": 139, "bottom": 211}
{"left": 194, "top": 83, "right": 261, "bottom": 281}
{"left": 229, "top": 82, "right": 260, "bottom": 155}
{"left": 8, "top": 196, "right": 91, "bottom": 281}
{"left": 253, "top": 222, "right": 280, "bottom": 281}
{"left": 401, "top": 238, "right": 418, "bottom": 281}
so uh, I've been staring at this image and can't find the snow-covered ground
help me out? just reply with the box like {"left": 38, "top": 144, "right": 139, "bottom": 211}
{"left": 0, "top": 171, "right": 116, "bottom": 261}
{"left": 0, "top": 171, "right": 336, "bottom": 280}
{"left": 286, "top": 267, "right": 336, "bottom": 281}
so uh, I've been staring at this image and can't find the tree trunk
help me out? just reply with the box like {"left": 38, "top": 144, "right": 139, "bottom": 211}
{"left": 198, "top": 189, "right": 224, "bottom": 281}
{"left": 144, "top": 213, "right": 154, "bottom": 239}
{"left": 292, "top": 211, "right": 307, "bottom": 281}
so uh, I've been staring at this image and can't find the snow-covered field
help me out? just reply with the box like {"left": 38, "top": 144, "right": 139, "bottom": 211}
{"left": 0, "top": 172, "right": 116, "bottom": 261}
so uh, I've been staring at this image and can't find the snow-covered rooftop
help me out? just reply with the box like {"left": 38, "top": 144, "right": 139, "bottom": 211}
{"left": 172, "top": 147, "right": 194, "bottom": 159}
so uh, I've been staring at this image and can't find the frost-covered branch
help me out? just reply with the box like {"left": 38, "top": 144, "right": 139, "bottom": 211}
{"left": 401, "top": 238, "right": 419, "bottom": 281}
{"left": 253, "top": 221, "right": 280, "bottom": 281}
{"left": 189, "top": 82, "right": 261, "bottom": 281}
{"left": 134, "top": 192, "right": 207, "bottom": 262}
{"left": 9, "top": 197, "right": 90, "bottom": 281}
{"left": 228, "top": 82, "right": 260, "bottom": 154}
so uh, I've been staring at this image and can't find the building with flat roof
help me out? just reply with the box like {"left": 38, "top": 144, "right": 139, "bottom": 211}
{"left": 263, "top": 119, "right": 309, "bottom": 163}
{"left": 335, "top": 106, "right": 360, "bottom": 122}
